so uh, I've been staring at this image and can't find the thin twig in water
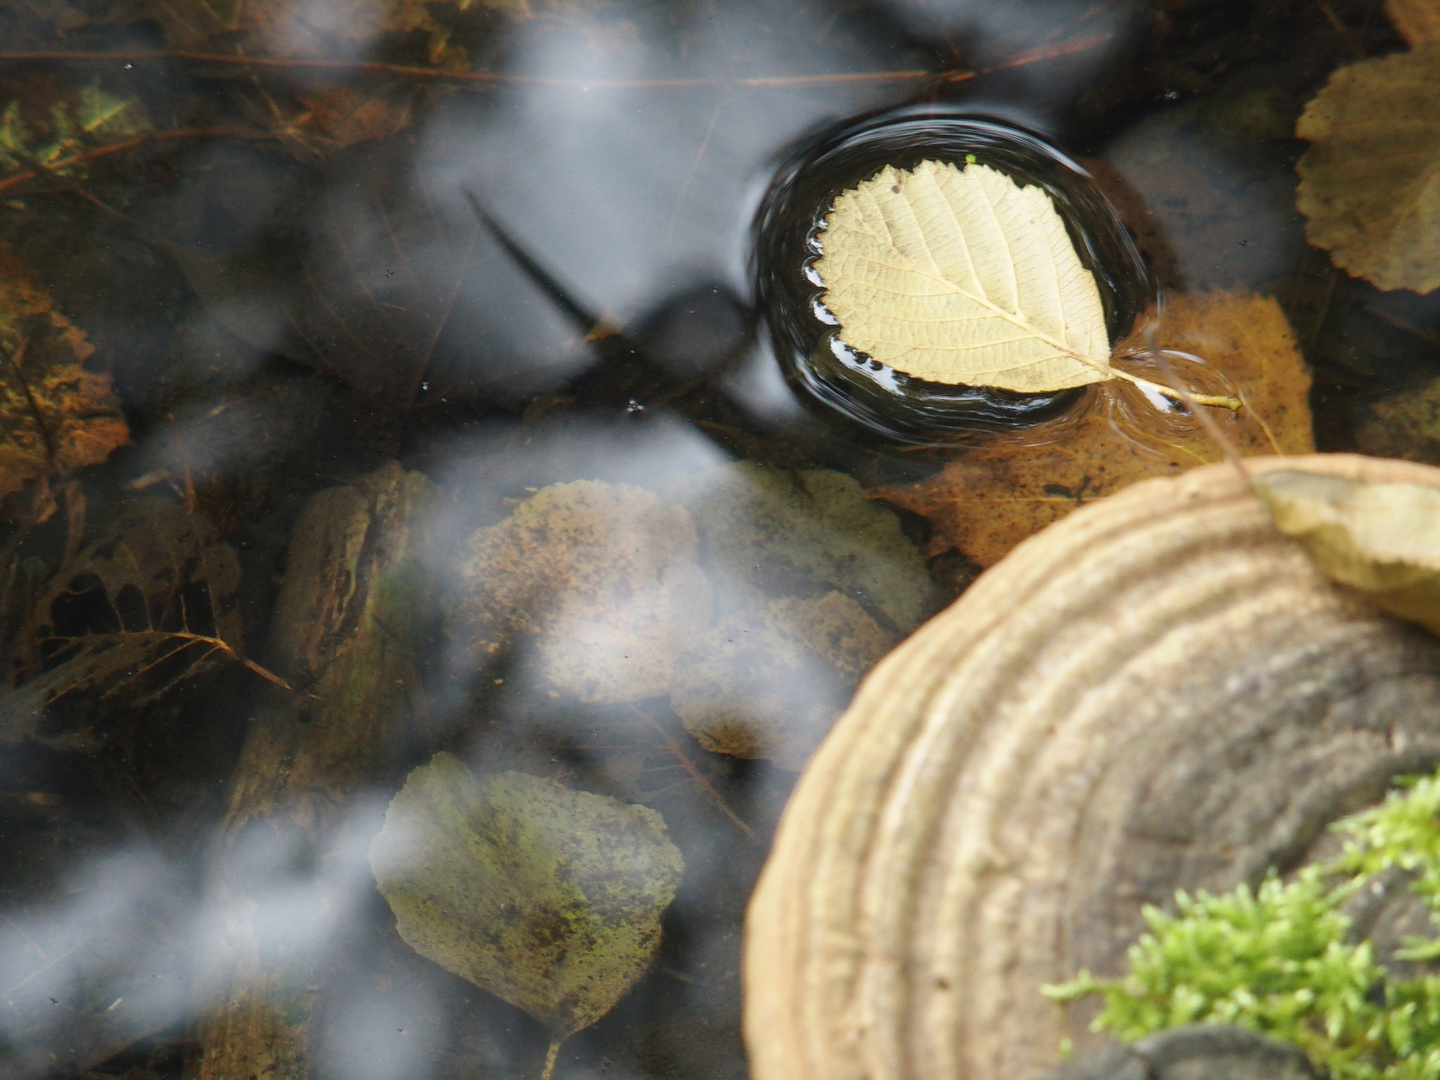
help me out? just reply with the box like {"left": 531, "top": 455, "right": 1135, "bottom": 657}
{"left": 1145, "top": 340, "right": 1252, "bottom": 485}
{"left": 642, "top": 714, "right": 756, "bottom": 840}
{"left": 665, "top": 97, "right": 723, "bottom": 248}
{"left": 0, "top": 128, "right": 269, "bottom": 196}
{"left": 41, "top": 630, "right": 294, "bottom": 691}
{"left": 0, "top": 33, "right": 1113, "bottom": 93}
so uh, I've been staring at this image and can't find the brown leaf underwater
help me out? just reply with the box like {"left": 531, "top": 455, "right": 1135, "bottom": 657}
{"left": 1295, "top": 44, "right": 1440, "bottom": 293}
{"left": 873, "top": 292, "right": 1315, "bottom": 569}
{"left": 0, "top": 240, "right": 128, "bottom": 504}
{"left": 141, "top": 0, "right": 497, "bottom": 57}
{"left": 1387, "top": 0, "right": 1440, "bottom": 46}
{"left": 296, "top": 87, "right": 415, "bottom": 151}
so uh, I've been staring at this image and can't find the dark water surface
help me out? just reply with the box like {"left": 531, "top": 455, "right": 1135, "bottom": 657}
{"left": 1, "top": 1, "right": 1437, "bottom": 1078}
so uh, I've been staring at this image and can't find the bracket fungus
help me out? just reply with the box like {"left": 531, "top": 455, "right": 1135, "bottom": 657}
{"left": 744, "top": 454, "right": 1440, "bottom": 1080}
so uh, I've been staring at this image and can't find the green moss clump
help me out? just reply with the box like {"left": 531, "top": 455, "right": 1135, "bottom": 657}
{"left": 1045, "top": 770, "right": 1440, "bottom": 1080}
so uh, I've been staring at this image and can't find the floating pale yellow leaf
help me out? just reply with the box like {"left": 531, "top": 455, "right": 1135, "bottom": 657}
{"left": 369, "top": 754, "right": 683, "bottom": 1077}
{"left": 1295, "top": 46, "right": 1440, "bottom": 293}
{"left": 1254, "top": 470, "right": 1440, "bottom": 635}
{"left": 813, "top": 159, "right": 1112, "bottom": 393}
{"left": 1388, "top": 0, "right": 1440, "bottom": 45}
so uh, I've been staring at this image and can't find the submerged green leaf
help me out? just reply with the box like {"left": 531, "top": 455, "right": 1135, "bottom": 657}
{"left": 369, "top": 753, "right": 684, "bottom": 1038}
{"left": 1253, "top": 470, "right": 1440, "bottom": 635}
{"left": 0, "top": 85, "right": 147, "bottom": 178}
{"left": 1294, "top": 46, "right": 1440, "bottom": 294}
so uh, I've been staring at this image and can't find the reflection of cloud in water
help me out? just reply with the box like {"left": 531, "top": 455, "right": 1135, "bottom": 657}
{"left": 318, "top": 979, "right": 445, "bottom": 1080}
{"left": 436, "top": 432, "right": 933, "bottom": 769}
{"left": 0, "top": 848, "right": 190, "bottom": 1077}
{"left": 723, "top": 343, "right": 809, "bottom": 422}
{"left": 427, "top": 416, "right": 729, "bottom": 718}
{"left": 425, "top": 414, "right": 732, "bottom": 547}
{"left": 415, "top": 0, "right": 898, "bottom": 341}
{"left": 193, "top": 799, "right": 387, "bottom": 994}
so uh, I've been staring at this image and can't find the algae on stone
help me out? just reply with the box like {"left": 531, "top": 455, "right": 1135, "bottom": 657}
{"left": 669, "top": 463, "right": 935, "bottom": 768}
{"left": 447, "top": 480, "right": 710, "bottom": 704}
{"left": 682, "top": 462, "right": 933, "bottom": 632}
{"left": 369, "top": 753, "right": 684, "bottom": 1044}
{"left": 670, "top": 591, "right": 896, "bottom": 769}
{"left": 445, "top": 467, "right": 935, "bottom": 769}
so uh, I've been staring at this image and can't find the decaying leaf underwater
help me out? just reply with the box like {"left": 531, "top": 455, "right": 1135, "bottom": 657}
{"left": 1295, "top": 3, "right": 1440, "bottom": 294}
{"left": 875, "top": 291, "right": 1315, "bottom": 568}
{"left": 0, "top": 239, "right": 127, "bottom": 504}
{"left": 370, "top": 753, "right": 684, "bottom": 1080}
{"left": 8, "top": 2, "right": 1440, "bottom": 1080}
{"left": 1, "top": 500, "right": 243, "bottom": 749}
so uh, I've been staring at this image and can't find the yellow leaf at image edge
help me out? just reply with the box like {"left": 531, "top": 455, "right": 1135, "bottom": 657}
{"left": 1255, "top": 470, "right": 1440, "bottom": 634}
{"left": 1295, "top": 44, "right": 1440, "bottom": 294}
{"left": 369, "top": 753, "right": 684, "bottom": 1051}
{"left": 814, "top": 159, "right": 1112, "bottom": 393}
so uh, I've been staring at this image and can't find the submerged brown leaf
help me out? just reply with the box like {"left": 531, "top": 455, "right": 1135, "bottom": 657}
{"left": 875, "top": 292, "right": 1314, "bottom": 568}
{"left": 1355, "top": 372, "right": 1440, "bottom": 465}
{"left": 1, "top": 501, "right": 242, "bottom": 746}
{"left": 296, "top": 86, "right": 414, "bottom": 150}
{"left": 141, "top": 0, "right": 526, "bottom": 62}
{"left": 1295, "top": 45, "right": 1440, "bottom": 293}
{"left": 1255, "top": 469, "right": 1440, "bottom": 634}
{"left": 0, "top": 240, "right": 128, "bottom": 504}
{"left": 370, "top": 754, "right": 683, "bottom": 1046}
{"left": 1388, "top": 0, "right": 1440, "bottom": 46}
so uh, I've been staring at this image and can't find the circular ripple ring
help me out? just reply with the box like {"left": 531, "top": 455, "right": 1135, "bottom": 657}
{"left": 752, "top": 104, "right": 1153, "bottom": 446}
{"left": 744, "top": 454, "right": 1440, "bottom": 1080}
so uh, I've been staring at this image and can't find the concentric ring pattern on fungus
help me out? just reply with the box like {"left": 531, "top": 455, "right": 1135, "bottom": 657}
{"left": 743, "top": 454, "right": 1440, "bottom": 1080}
